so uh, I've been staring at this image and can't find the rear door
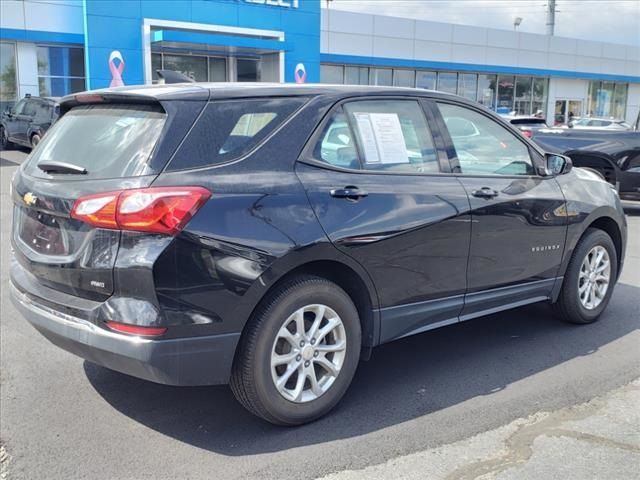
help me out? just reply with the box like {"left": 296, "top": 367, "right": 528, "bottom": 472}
{"left": 11, "top": 100, "right": 186, "bottom": 300}
{"left": 431, "top": 101, "right": 567, "bottom": 319}
{"left": 297, "top": 97, "right": 471, "bottom": 343}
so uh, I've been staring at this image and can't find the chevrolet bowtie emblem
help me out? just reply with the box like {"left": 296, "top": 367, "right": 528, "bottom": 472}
{"left": 23, "top": 192, "right": 37, "bottom": 206}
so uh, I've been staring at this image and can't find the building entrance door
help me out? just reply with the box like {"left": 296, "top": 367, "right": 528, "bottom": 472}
{"left": 554, "top": 99, "right": 583, "bottom": 126}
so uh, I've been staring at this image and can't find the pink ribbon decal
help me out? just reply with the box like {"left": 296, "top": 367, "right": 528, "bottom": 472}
{"left": 294, "top": 63, "right": 306, "bottom": 84}
{"left": 108, "top": 50, "right": 125, "bottom": 87}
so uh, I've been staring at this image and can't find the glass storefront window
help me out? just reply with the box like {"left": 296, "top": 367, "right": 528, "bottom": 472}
{"left": 613, "top": 83, "right": 628, "bottom": 119}
{"left": 514, "top": 77, "right": 532, "bottom": 115}
{"left": 369, "top": 68, "right": 393, "bottom": 86}
{"left": 477, "top": 74, "right": 497, "bottom": 110}
{"left": 497, "top": 75, "right": 515, "bottom": 114}
{"left": 457, "top": 73, "right": 477, "bottom": 101}
{"left": 152, "top": 53, "right": 162, "bottom": 81}
{"left": 321, "top": 64, "right": 344, "bottom": 84}
{"left": 237, "top": 58, "right": 260, "bottom": 82}
{"left": 587, "top": 81, "right": 627, "bottom": 119}
{"left": 0, "top": 42, "right": 17, "bottom": 107}
{"left": 209, "top": 57, "right": 227, "bottom": 82}
{"left": 36, "top": 46, "right": 85, "bottom": 97}
{"left": 532, "top": 77, "right": 548, "bottom": 118}
{"left": 416, "top": 71, "right": 436, "bottom": 90}
{"left": 162, "top": 54, "right": 208, "bottom": 82}
{"left": 345, "top": 66, "right": 369, "bottom": 85}
{"left": 437, "top": 72, "right": 457, "bottom": 94}
{"left": 393, "top": 69, "right": 415, "bottom": 87}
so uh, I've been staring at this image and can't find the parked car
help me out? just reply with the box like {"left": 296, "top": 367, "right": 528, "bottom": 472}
{"left": 569, "top": 117, "right": 632, "bottom": 131}
{"left": 503, "top": 115, "right": 549, "bottom": 139}
{"left": 10, "top": 84, "right": 627, "bottom": 425}
{"left": 1, "top": 95, "right": 60, "bottom": 150}
{"left": 532, "top": 128, "right": 640, "bottom": 201}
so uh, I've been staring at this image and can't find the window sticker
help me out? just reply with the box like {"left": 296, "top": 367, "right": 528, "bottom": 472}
{"left": 353, "top": 112, "right": 409, "bottom": 164}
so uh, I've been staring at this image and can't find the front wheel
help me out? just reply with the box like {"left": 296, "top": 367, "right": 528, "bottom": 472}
{"left": 30, "top": 133, "right": 41, "bottom": 149}
{"left": 554, "top": 228, "right": 618, "bottom": 324}
{"left": 230, "top": 275, "right": 361, "bottom": 425}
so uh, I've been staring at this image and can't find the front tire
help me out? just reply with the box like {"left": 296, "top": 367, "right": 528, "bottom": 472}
{"left": 554, "top": 228, "right": 617, "bottom": 324}
{"left": 30, "top": 133, "right": 41, "bottom": 149}
{"left": 230, "top": 275, "right": 361, "bottom": 425}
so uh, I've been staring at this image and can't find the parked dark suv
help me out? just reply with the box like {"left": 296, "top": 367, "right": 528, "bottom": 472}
{"left": 1, "top": 95, "right": 60, "bottom": 150}
{"left": 10, "top": 84, "right": 627, "bottom": 425}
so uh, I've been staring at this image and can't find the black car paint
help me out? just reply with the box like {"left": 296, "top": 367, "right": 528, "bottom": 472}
{"left": 532, "top": 128, "right": 640, "bottom": 200}
{"left": 1, "top": 97, "right": 59, "bottom": 148}
{"left": 10, "top": 84, "right": 627, "bottom": 386}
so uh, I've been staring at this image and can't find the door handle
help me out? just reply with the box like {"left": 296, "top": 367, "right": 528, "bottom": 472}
{"left": 330, "top": 186, "right": 368, "bottom": 200}
{"left": 472, "top": 187, "right": 499, "bottom": 199}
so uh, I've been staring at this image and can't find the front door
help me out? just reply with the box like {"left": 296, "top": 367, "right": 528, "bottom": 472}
{"left": 297, "top": 97, "right": 471, "bottom": 343}
{"left": 554, "top": 99, "right": 583, "bottom": 126}
{"left": 433, "top": 101, "right": 567, "bottom": 319}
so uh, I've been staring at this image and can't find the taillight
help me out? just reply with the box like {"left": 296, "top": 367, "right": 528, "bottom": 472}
{"left": 71, "top": 186, "right": 211, "bottom": 235}
{"left": 106, "top": 321, "right": 167, "bottom": 337}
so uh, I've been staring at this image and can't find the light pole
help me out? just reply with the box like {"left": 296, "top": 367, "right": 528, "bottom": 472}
{"left": 513, "top": 17, "right": 523, "bottom": 31}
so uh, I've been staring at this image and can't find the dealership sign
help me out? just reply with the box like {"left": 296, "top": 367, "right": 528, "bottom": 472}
{"left": 244, "top": 0, "right": 299, "bottom": 8}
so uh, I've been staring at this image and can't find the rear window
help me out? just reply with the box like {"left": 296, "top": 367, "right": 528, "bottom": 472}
{"left": 167, "top": 97, "right": 307, "bottom": 170}
{"left": 24, "top": 104, "right": 166, "bottom": 179}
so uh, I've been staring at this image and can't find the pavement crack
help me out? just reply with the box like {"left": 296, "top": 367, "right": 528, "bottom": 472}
{"left": 444, "top": 381, "right": 639, "bottom": 480}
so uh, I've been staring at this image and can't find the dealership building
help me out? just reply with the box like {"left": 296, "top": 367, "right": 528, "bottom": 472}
{"left": 1, "top": 0, "right": 639, "bottom": 125}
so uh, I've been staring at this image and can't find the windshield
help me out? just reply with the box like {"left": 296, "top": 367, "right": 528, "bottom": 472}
{"left": 25, "top": 104, "right": 167, "bottom": 179}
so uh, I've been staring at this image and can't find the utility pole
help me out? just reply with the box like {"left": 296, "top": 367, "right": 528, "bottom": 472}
{"left": 546, "top": 0, "right": 556, "bottom": 36}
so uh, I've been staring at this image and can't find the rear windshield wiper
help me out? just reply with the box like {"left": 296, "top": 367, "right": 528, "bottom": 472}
{"left": 37, "top": 161, "right": 87, "bottom": 175}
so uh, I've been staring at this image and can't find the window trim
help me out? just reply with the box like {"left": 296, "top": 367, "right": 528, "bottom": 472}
{"left": 299, "top": 95, "right": 454, "bottom": 177}
{"left": 429, "top": 99, "right": 547, "bottom": 179}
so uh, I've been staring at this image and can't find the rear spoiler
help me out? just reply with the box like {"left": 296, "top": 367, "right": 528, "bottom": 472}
{"left": 59, "top": 92, "right": 162, "bottom": 116}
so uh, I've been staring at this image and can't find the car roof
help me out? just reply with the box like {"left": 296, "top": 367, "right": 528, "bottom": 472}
{"left": 62, "top": 82, "right": 459, "bottom": 103}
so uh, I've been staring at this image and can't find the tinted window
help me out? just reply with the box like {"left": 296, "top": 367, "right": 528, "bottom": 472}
{"left": 25, "top": 104, "right": 166, "bottom": 179}
{"left": 168, "top": 97, "right": 307, "bottom": 170}
{"left": 22, "top": 100, "right": 37, "bottom": 116}
{"left": 439, "top": 103, "right": 534, "bottom": 176}
{"left": 13, "top": 99, "right": 26, "bottom": 115}
{"left": 344, "top": 100, "right": 440, "bottom": 174}
{"left": 313, "top": 109, "right": 359, "bottom": 169}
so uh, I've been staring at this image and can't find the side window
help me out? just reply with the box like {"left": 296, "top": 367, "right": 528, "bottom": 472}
{"left": 13, "top": 99, "right": 26, "bottom": 115}
{"left": 313, "top": 109, "right": 360, "bottom": 169}
{"left": 344, "top": 100, "right": 440, "bottom": 174}
{"left": 438, "top": 103, "right": 535, "bottom": 176}
{"left": 22, "top": 100, "right": 37, "bottom": 117}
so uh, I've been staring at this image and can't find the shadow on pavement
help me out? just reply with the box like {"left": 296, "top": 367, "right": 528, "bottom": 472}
{"left": 84, "top": 282, "right": 640, "bottom": 456}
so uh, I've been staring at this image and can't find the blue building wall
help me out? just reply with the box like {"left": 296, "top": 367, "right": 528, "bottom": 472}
{"left": 83, "top": 0, "right": 321, "bottom": 89}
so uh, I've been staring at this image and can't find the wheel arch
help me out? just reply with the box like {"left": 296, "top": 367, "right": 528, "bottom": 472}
{"left": 238, "top": 248, "right": 381, "bottom": 355}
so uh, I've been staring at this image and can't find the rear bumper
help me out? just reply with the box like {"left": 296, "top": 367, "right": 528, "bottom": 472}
{"left": 9, "top": 271, "right": 240, "bottom": 387}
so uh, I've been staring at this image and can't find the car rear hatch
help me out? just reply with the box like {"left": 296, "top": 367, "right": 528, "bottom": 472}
{"left": 11, "top": 91, "right": 207, "bottom": 301}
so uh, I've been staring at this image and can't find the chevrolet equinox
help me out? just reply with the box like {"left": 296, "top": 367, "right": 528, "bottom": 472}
{"left": 10, "top": 84, "right": 627, "bottom": 425}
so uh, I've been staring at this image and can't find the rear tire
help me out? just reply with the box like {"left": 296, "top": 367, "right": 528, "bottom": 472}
{"left": 0, "top": 126, "right": 14, "bottom": 150}
{"left": 230, "top": 275, "right": 361, "bottom": 425}
{"left": 553, "top": 228, "right": 617, "bottom": 324}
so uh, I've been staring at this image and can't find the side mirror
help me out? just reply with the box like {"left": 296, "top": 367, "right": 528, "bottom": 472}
{"left": 545, "top": 153, "right": 573, "bottom": 176}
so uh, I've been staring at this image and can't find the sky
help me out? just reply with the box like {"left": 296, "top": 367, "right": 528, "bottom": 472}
{"left": 325, "top": 0, "right": 640, "bottom": 47}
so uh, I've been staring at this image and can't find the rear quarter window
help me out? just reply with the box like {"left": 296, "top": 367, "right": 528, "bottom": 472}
{"left": 167, "top": 97, "right": 308, "bottom": 170}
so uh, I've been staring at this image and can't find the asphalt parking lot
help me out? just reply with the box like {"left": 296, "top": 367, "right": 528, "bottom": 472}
{"left": 1, "top": 148, "right": 638, "bottom": 479}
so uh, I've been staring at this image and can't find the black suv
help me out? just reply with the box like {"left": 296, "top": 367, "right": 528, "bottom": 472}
{"left": 1, "top": 95, "right": 60, "bottom": 150}
{"left": 10, "top": 84, "right": 627, "bottom": 425}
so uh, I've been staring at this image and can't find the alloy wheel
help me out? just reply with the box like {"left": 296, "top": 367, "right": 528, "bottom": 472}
{"left": 578, "top": 245, "right": 611, "bottom": 310}
{"left": 270, "top": 304, "right": 347, "bottom": 403}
